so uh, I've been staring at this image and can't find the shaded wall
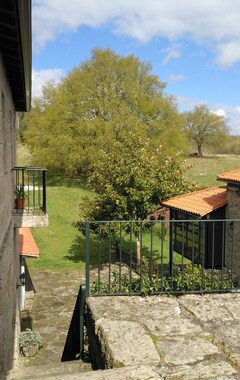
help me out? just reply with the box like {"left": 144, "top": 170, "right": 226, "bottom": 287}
{"left": 225, "top": 186, "right": 240, "bottom": 285}
{"left": 0, "top": 55, "right": 20, "bottom": 374}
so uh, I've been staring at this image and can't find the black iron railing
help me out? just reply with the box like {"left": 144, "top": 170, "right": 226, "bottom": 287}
{"left": 84, "top": 220, "right": 240, "bottom": 297}
{"left": 12, "top": 166, "right": 47, "bottom": 214}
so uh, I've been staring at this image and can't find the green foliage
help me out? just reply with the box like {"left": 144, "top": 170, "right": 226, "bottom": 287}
{"left": 19, "top": 329, "right": 42, "bottom": 349}
{"left": 14, "top": 185, "right": 28, "bottom": 199}
{"left": 16, "top": 144, "right": 240, "bottom": 270}
{"left": 90, "top": 265, "right": 233, "bottom": 296}
{"left": 184, "top": 105, "right": 229, "bottom": 157}
{"left": 17, "top": 143, "right": 32, "bottom": 166}
{"left": 170, "top": 265, "right": 233, "bottom": 291}
{"left": 24, "top": 48, "right": 187, "bottom": 175}
{"left": 76, "top": 134, "right": 199, "bottom": 236}
{"left": 17, "top": 113, "right": 28, "bottom": 143}
{"left": 211, "top": 135, "right": 240, "bottom": 155}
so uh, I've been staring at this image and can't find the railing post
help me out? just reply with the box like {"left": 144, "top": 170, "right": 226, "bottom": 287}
{"left": 42, "top": 169, "right": 47, "bottom": 213}
{"left": 79, "top": 284, "right": 86, "bottom": 359}
{"left": 85, "top": 222, "right": 90, "bottom": 297}
{"left": 169, "top": 220, "right": 173, "bottom": 277}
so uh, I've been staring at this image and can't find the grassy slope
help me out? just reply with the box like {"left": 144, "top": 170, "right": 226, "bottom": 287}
{"left": 29, "top": 183, "right": 90, "bottom": 269}
{"left": 17, "top": 144, "right": 90, "bottom": 270}
{"left": 17, "top": 144, "right": 240, "bottom": 270}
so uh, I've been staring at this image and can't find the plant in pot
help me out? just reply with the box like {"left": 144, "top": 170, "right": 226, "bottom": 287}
{"left": 19, "top": 328, "right": 42, "bottom": 357}
{"left": 15, "top": 185, "right": 27, "bottom": 209}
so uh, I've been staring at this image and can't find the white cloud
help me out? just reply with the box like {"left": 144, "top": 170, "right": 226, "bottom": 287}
{"left": 177, "top": 96, "right": 207, "bottom": 112}
{"left": 213, "top": 108, "right": 227, "bottom": 118}
{"left": 163, "top": 50, "right": 181, "bottom": 65}
{"left": 32, "top": 69, "right": 65, "bottom": 98}
{"left": 168, "top": 74, "right": 186, "bottom": 83}
{"left": 211, "top": 105, "right": 240, "bottom": 134}
{"left": 215, "top": 42, "right": 240, "bottom": 68}
{"left": 33, "top": 0, "right": 240, "bottom": 67}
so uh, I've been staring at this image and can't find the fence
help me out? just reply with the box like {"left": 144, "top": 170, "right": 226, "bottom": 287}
{"left": 12, "top": 166, "right": 47, "bottom": 214}
{"left": 84, "top": 219, "right": 240, "bottom": 296}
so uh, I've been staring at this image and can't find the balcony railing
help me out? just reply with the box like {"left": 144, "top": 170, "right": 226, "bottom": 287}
{"left": 83, "top": 219, "right": 240, "bottom": 296}
{"left": 12, "top": 166, "right": 47, "bottom": 214}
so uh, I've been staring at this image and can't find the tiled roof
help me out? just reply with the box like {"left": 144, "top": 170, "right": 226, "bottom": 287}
{"left": 217, "top": 169, "right": 240, "bottom": 184}
{"left": 161, "top": 186, "right": 227, "bottom": 217}
{"left": 19, "top": 228, "right": 40, "bottom": 258}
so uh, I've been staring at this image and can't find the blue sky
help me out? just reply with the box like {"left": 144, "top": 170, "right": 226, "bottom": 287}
{"left": 32, "top": 0, "right": 240, "bottom": 135}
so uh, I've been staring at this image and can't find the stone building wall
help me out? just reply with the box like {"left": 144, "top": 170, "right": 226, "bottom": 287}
{"left": 0, "top": 55, "right": 20, "bottom": 373}
{"left": 225, "top": 186, "right": 240, "bottom": 285}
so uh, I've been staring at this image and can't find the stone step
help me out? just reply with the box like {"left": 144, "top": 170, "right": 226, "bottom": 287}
{"left": 7, "top": 360, "right": 92, "bottom": 380}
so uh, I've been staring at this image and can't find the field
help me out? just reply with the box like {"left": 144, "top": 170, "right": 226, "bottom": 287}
{"left": 17, "top": 145, "right": 240, "bottom": 270}
{"left": 184, "top": 155, "right": 240, "bottom": 186}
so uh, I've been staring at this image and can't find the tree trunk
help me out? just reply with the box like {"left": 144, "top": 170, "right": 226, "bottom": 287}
{"left": 197, "top": 145, "right": 203, "bottom": 157}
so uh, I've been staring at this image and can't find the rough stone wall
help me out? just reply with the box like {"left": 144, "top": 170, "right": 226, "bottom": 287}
{"left": 0, "top": 55, "right": 20, "bottom": 374}
{"left": 225, "top": 186, "right": 240, "bottom": 285}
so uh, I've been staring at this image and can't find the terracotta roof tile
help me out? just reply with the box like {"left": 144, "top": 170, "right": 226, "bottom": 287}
{"left": 217, "top": 169, "right": 240, "bottom": 184}
{"left": 19, "top": 228, "right": 40, "bottom": 258}
{"left": 161, "top": 186, "right": 227, "bottom": 217}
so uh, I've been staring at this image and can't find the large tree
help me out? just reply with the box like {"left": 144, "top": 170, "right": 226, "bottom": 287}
{"left": 77, "top": 135, "right": 196, "bottom": 222}
{"left": 24, "top": 48, "right": 186, "bottom": 175}
{"left": 184, "top": 105, "right": 229, "bottom": 157}
{"left": 76, "top": 134, "right": 197, "bottom": 264}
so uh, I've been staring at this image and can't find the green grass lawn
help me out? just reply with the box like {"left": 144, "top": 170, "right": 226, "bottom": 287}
{"left": 17, "top": 144, "right": 91, "bottom": 270}
{"left": 17, "top": 144, "right": 240, "bottom": 270}
{"left": 184, "top": 155, "right": 240, "bottom": 186}
{"left": 28, "top": 182, "right": 90, "bottom": 270}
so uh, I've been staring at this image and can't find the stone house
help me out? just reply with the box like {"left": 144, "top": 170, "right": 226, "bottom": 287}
{"left": 161, "top": 169, "right": 240, "bottom": 284}
{"left": 0, "top": 1, "right": 48, "bottom": 375}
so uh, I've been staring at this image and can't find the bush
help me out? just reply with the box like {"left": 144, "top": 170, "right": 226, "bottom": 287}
{"left": 90, "top": 264, "right": 233, "bottom": 296}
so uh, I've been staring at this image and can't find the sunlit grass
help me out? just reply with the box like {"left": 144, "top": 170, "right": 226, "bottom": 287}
{"left": 27, "top": 180, "right": 91, "bottom": 270}
{"left": 184, "top": 155, "right": 240, "bottom": 187}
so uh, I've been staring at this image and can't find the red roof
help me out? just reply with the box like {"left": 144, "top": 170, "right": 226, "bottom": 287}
{"left": 161, "top": 186, "right": 227, "bottom": 217}
{"left": 19, "top": 228, "right": 40, "bottom": 258}
{"left": 217, "top": 169, "right": 240, "bottom": 184}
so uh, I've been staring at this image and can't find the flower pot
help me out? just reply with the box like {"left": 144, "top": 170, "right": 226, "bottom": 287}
{"left": 19, "top": 329, "right": 42, "bottom": 357}
{"left": 21, "top": 343, "right": 39, "bottom": 357}
{"left": 15, "top": 198, "right": 25, "bottom": 209}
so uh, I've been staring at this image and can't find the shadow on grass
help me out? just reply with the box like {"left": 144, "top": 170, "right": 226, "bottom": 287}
{"left": 64, "top": 235, "right": 86, "bottom": 263}
{"left": 65, "top": 233, "right": 120, "bottom": 267}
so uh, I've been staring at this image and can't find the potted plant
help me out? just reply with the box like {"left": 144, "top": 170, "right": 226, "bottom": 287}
{"left": 15, "top": 185, "right": 27, "bottom": 209}
{"left": 19, "top": 328, "right": 42, "bottom": 357}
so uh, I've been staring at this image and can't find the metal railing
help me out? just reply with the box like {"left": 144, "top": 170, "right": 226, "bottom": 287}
{"left": 84, "top": 219, "right": 240, "bottom": 296}
{"left": 12, "top": 166, "right": 47, "bottom": 214}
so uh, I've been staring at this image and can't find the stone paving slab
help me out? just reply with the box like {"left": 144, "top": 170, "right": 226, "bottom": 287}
{"left": 157, "top": 336, "right": 219, "bottom": 365}
{"left": 7, "top": 269, "right": 240, "bottom": 380}
{"left": 13, "top": 362, "right": 238, "bottom": 380}
{"left": 86, "top": 293, "right": 240, "bottom": 378}
{"left": 6, "top": 269, "right": 92, "bottom": 380}
{"left": 34, "top": 362, "right": 239, "bottom": 380}
{"left": 95, "top": 319, "right": 160, "bottom": 367}
{"left": 178, "top": 294, "right": 237, "bottom": 324}
{"left": 146, "top": 316, "right": 202, "bottom": 336}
